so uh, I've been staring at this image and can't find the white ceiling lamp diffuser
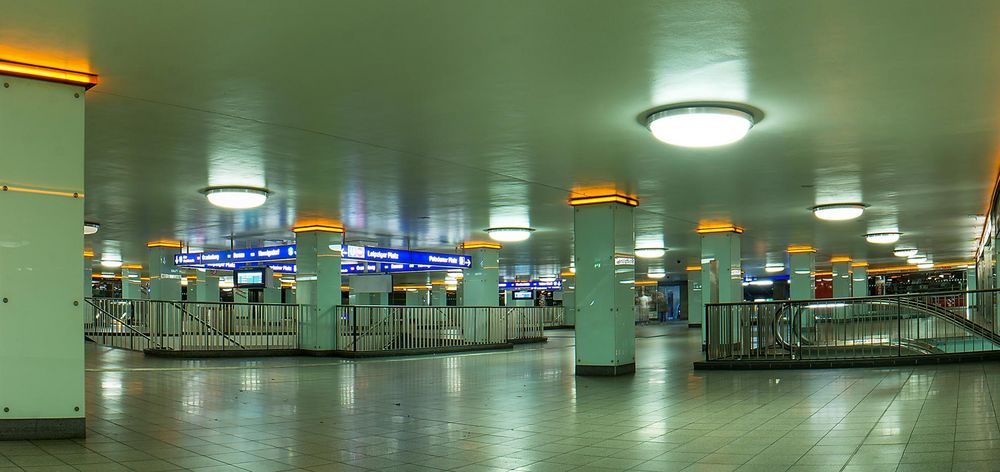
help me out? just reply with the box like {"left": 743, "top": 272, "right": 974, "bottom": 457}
{"left": 485, "top": 227, "right": 534, "bottom": 242}
{"left": 204, "top": 186, "right": 269, "bottom": 209}
{"left": 893, "top": 247, "right": 918, "bottom": 257}
{"left": 645, "top": 105, "right": 756, "bottom": 147}
{"left": 764, "top": 263, "right": 784, "bottom": 273}
{"left": 907, "top": 256, "right": 927, "bottom": 264}
{"left": 635, "top": 247, "right": 667, "bottom": 259}
{"left": 864, "top": 232, "right": 901, "bottom": 244}
{"left": 84, "top": 222, "right": 100, "bottom": 235}
{"left": 100, "top": 259, "right": 122, "bottom": 268}
{"left": 647, "top": 269, "right": 666, "bottom": 279}
{"left": 917, "top": 262, "right": 935, "bottom": 269}
{"left": 811, "top": 203, "right": 867, "bottom": 221}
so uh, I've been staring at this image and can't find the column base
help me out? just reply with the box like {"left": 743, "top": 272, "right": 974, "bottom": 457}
{"left": 575, "top": 363, "right": 636, "bottom": 376}
{"left": 0, "top": 418, "right": 85, "bottom": 440}
{"left": 688, "top": 323, "right": 702, "bottom": 328}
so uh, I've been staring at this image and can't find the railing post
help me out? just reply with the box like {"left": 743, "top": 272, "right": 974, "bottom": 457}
{"left": 352, "top": 306, "right": 358, "bottom": 352}
{"left": 897, "top": 298, "right": 902, "bottom": 357}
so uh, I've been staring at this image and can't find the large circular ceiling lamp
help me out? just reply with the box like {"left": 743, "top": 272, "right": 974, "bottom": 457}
{"left": 485, "top": 227, "right": 534, "bottom": 242}
{"left": 894, "top": 247, "right": 918, "bottom": 257}
{"left": 204, "top": 186, "right": 269, "bottom": 209}
{"left": 84, "top": 222, "right": 100, "bottom": 235}
{"left": 764, "top": 263, "right": 784, "bottom": 273}
{"left": 812, "top": 203, "right": 867, "bottom": 221}
{"left": 865, "top": 232, "right": 901, "bottom": 244}
{"left": 645, "top": 105, "right": 756, "bottom": 147}
{"left": 100, "top": 259, "right": 122, "bottom": 268}
{"left": 635, "top": 247, "right": 667, "bottom": 259}
{"left": 647, "top": 269, "right": 666, "bottom": 279}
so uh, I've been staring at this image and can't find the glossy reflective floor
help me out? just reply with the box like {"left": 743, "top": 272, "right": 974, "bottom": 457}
{"left": 3, "top": 323, "right": 1000, "bottom": 471}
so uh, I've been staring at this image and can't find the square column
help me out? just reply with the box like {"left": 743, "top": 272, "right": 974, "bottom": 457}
{"left": 83, "top": 254, "right": 93, "bottom": 298}
{"left": 194, "top": 270, "right": 220, "bottom": 302}
{"left": 148, "top": 245, "right": 181, "bottom": 300}
{"left": 852, "top": 264, "right": 868, "bottom": 297}
{"left": 789, "top": 250, "right": 817, "bottom": 329}
{"left": 121, "top": 267, "right": 143, "bottom": 299}
{"left": 461, "top": 245, "right": 500, "bottom": 306}
{"left": 295, "top": 226, "right": 343, "bottom": 352}
{"left": 404, "top": 289, "right": 427, "bottom": 306}
{"left": 0, "top": 70, "right": 90, "bottom": 439}
{"left": 831, "top": 259, "right": 852, "bottom": 298}
{"left": 430, "top": 284, "right": 447, "bottom": 306}
{"left": 700, "top": 229, "right": 742, "bottom": 347}
{"left": 572, "top": 198, "right": 635, "bottom": 376}
{"left": 686, "top": 267, "right": 703, "bottom": 327}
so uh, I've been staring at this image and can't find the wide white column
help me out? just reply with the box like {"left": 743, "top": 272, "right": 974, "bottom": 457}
{"left": 831, "top": 259, "right": 852, "bottom": 298}
{"left": 0, "top": 69, "right": 89, "bottom": 438}
{"left": 295, "top": 225, "right": 343, "bottom": 352}
{"left": 147, "top": 244, "right": 181, "bottom": 300}
{"left": 700, "top": 228, "right": 743, "bottom": 347}
{"left": 852, "top": 263, "right": 868, "bottom": 297}
{"left": 686, "top": 267, "right": 703, "bottom": 327}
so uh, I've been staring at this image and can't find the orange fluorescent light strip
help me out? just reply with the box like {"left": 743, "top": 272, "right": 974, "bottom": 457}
{"left": 685, "top": 265, "right": 702, "bottom": 271}
{"left": 2, "top": 184, "right": 83, "bottom": 198}
{"left": 830, "top": 256, "right": 852, "bottom": 263}
{"left": 569, "top": 194, "right": 639, "bottom": 207}
{"left": 461, "top": 241, "right": 502, "bottom": 250}
{"left": 292, "top": 224, "right": 344, "bottom": 233}
{"left": 559, "top": 271, "right": 575, "bottom": 277}
{"left": 851, "top": 262, "right": 869, "bottom": 268}
{"left": 635, "top": 280, "right": 658, "bottom": 285}
{"left": 696, "top": 225, "right": 744, "bottom": 234}
{"left": 121, "top": 264, "right": 142, "bottom": 269}
{"left": 83, "top": 250, "right": 95, "bottom": 257}
{"left": 0, "top": 60, "right": 98, "bottom": 89}
{"left": 786, "top": 245, "right": 817, "bottom": 253}
{"left": 146, "top": 241, "right": 183, "bottom": 248}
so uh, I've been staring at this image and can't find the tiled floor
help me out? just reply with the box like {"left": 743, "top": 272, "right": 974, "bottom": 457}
{"left": 4, "top": 322, "right": 1000, "bottom": 471}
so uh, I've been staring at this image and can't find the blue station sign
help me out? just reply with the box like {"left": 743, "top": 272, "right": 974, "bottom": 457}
{"left": 499, "top": 280, "right": 563, "bottom": 290}
{"left": 176, "top": 244, "right": 471, "bottom": 270}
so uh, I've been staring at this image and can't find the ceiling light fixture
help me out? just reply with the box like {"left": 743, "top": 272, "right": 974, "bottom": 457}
{"left": 83, "top": 222, "right": 100, "bottom": 235}
{"left": 645, "top": 105, "right": 756, "bottom": 147}
{"left": 811, "top": 203, "right": 867, "bottom": 221}
{"left": 635, "top": 247, "right": 667, "bottom": 258}
{"left": 749, "top": 279, "right": 774, "bottom": 286}
{"left": 894, "top": 247, "right": 918, "bottom": 257}
{"left": 917, "top": 262, "right": 934, "bottom": 270}
{"left": 484, "top": 227, "right": 535, "bottom": 242}
{"left": 865, "top": 232, "right": 901, "bottom": 244}
{"left": 100, "top": 259, "right": 122, "bottom": 269}
{"left": 765, "top": 264, "right": 784, "bottom": 273}
{"left": 907, "top": 256, "right": 927, "bottom": 264}
{"left": 204, "top": 186, "right": 269, "bottom": 209}
{"left": 647, "top": 269, "right": 666, "bottom": 279}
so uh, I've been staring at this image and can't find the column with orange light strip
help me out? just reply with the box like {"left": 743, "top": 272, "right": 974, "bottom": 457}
{"left": 458, "top": 242, "right": 501, "bottom": 342}
{"left": 121, "top": 265, "right": 144, "bottom": 299}
{"left": 831, "top": 257, "right": 852, "bottom": 298}
{"left": 293, "top": 224, "right": 344, "bottom": 352}
{"left": 570, "top": 193, "right": 637, "bottom": 376}
{"left": 147, "top": 241, "right": 183, "bottom": 301}
{"left": 851, "top": 262, "right": 869, "bottom": 297}
{"left": 0, "top": 61, "right": 97, "bottom": 439}
{"left": 685, "top": 265, "right": 703, "bottom": 328}
{"left": 698, "top": 225, "right": 744, "bottom": 348}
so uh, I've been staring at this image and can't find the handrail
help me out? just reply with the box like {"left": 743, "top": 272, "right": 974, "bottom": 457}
{"left": 85, "top": 298, "right": 164, "bottom": 350}
{"left": 707, "top": 287, "right": 996, "bottom": 307}
{"left": 169, "top": 301, "right": 245, "bottom": 349}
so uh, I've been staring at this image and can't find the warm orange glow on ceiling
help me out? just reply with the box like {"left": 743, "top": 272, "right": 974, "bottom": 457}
{"left": 830, "top": 256, "right": 852, "bottom": 263}
{"left": 696, "top": 224, "right": 744, "bottom": 234}
{"left": 121, "top": 264, "right": 142, "bottom": 269}
{"left": 569, "top": 194, "right": 639, "bottom": 207}
{"left": 291, "top": 224, "right": 345, "bottom": 233}
{"left": 850, "top": 262, "right": 869, "bottom": 268}
{"left": 461, "top": 241, "right": 502, "bottom": 250}
{"left": 0, "top": 59, "right": 98, "bottom": 89}
{"left": 83, "top": 250, "right": 94, "bottom": 257}
{"left": 559, "top": 271, "right": 575, "bottom": 277}
{"left": 685, "top": 265, "right": 702, "bottom": 271}
{"left": 786, "top": 245, "right": 817, "bottom": 253}
{"left": 146, "top": 241, "right": 183, "bottom": 248}
{"left": 635, "top": 280, "right": 658, "bottom": 285}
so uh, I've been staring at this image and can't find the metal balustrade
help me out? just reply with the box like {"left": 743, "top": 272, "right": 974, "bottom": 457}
{"left": 335, "top": 305, "right": 546, "bottom": 352}
{"left": 85, "top": 298, "right": 554, "bottom": 354}
{"left": 705, "top": 289, "right": 1000, "bottom": 362}
{"left": 85, "top": 298, "right": 301, "bottom": 352}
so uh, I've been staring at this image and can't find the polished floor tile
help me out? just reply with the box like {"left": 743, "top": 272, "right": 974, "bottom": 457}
{"left": 3, "top": 322, "right": 1000, "bottom": 471}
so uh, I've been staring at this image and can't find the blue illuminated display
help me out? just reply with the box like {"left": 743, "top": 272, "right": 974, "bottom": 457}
{"left": 175, "top": 243, "right": 470, "bottom": 269}
{"left": 499, "top": 281, "right": 563, "bottom": 290}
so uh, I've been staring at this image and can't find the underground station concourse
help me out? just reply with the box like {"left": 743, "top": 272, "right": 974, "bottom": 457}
{"left": 5, "top": 2, "right": 1000, "bottom": 471}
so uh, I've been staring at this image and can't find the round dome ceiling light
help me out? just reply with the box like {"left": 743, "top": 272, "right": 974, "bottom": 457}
{"left": 917, "top": 262, "right": 935, "bottom": 270}
{"left": 100, "top": 259, "right": 122, "bottom": 269}
{"left": 635, "top": 247, "right": 667, "bottom": 259}
{"left": 811, "top": 203, "right": 867, "bottom": 221}
{"left": 485, "top": 227, "right": 534, "bottom": 242}
{"left": 84, "top": 222, "right": 100, "bottom": 235}
{"left": 865, "top": 232, "right": 902, "bottom": 244}
{"left": 647, "top": 269, "right": 666, "bottom": 279}
{"left": 645, "top": 105, "right": 756, "bottom": 148}
{"left": 204, "top": 186, "right": 269, "bottom": 209}
{"left": 764, "top": 263, "right": 785, "bottom": 273}
{"left": 907, "top": 256, "right": 927, "bottom": 264}
{"left": 894, "top": 247, "right": 918, "bottom": 258}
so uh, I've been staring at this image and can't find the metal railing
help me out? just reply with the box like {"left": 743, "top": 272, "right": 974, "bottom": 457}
{"left": 85, "top": 298, "right": 302, "bottom": 351}
{"left": 335, "top": 305, "right": 546, "bottom": 352}
{"left": 705, "top": 289, "right": 1000, "bottom": 362}
{"left": 540, "top": 306, "right": 565, "bottom": 327}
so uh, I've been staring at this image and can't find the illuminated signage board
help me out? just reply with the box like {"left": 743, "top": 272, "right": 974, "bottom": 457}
{"left": 175, "top": 244, "right": 471, "bottom": 269}
{"left": 614, "top": 254, "right": 636, "bottom": 266}
{"left": 499, "top": 281, "right": 563, "bottom": 290}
